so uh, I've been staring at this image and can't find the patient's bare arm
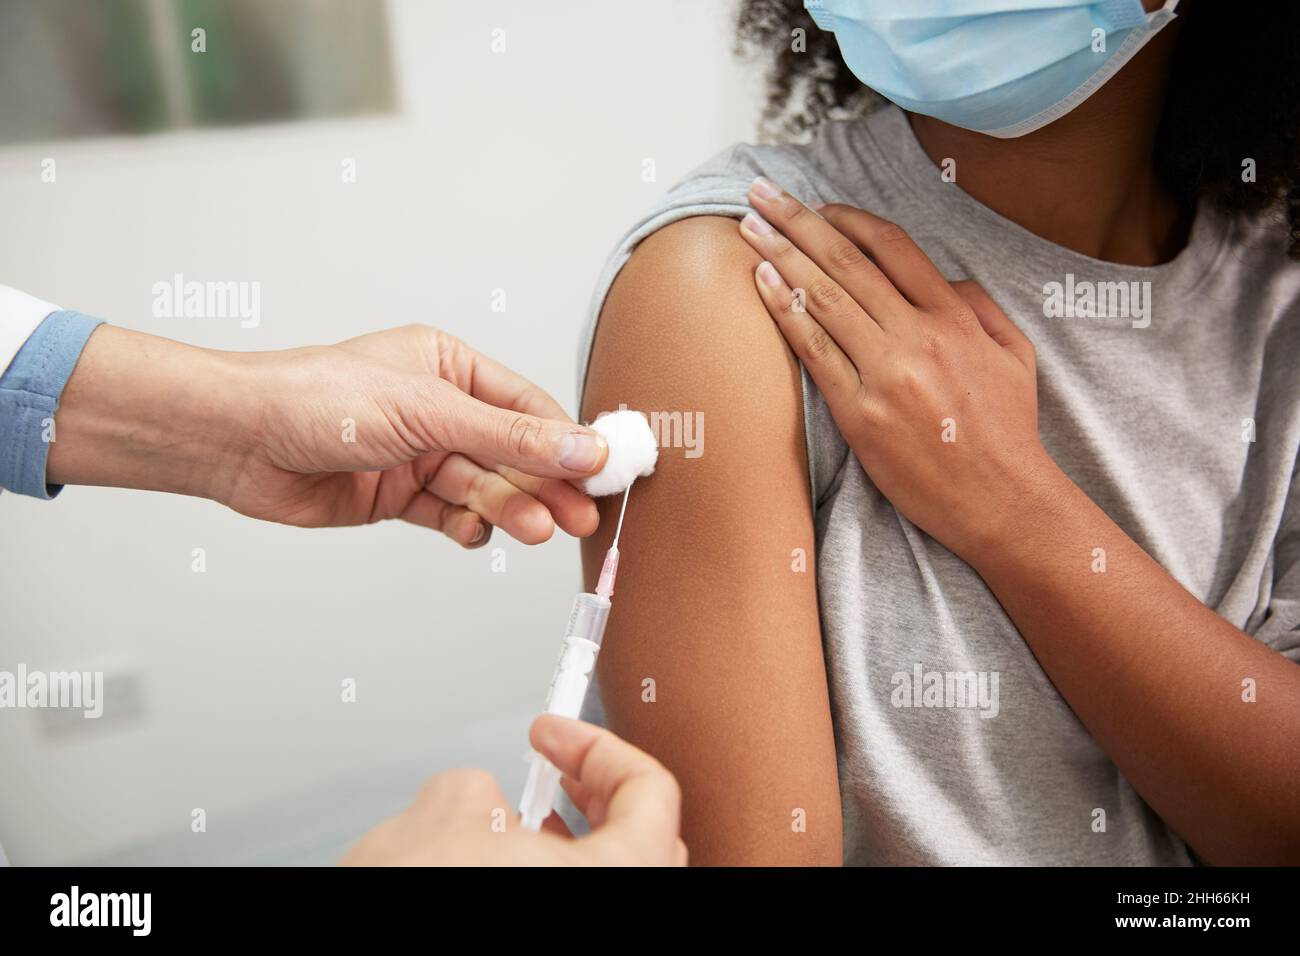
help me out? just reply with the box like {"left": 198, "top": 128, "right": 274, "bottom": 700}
{"left": 581, "top": 216, "right": 843, "bottom": 865}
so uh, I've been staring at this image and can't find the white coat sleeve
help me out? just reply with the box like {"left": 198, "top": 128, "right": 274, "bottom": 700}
{"left": 0, "top": 284, "right": 61, "bottom": 375}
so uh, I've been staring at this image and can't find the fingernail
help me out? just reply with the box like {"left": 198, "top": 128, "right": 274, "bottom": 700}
{"left": 757, "top": 260, "right": 782, "bottom": 288}
{"left": 557, "top": 430, "right": 606, "bottom": 472}
{"left": 469, "top": 520, "right": 486, "bottom": 544}
{"left": 742, "top": 212, "right": 774, "bottom": 236}
{"left": 810, "top": 201, "right": 827, "bottom": 212}
{"left": 751, "top": 176, "right": 782, "bottom": 200}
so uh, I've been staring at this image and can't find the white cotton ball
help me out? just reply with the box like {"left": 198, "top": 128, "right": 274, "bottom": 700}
{"left": 582, "top": 409, "right": 659, "bottom": 496}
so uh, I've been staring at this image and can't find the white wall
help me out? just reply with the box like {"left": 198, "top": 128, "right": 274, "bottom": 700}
{"left": 0, "top": 0, "right": 763, "bottom": 864}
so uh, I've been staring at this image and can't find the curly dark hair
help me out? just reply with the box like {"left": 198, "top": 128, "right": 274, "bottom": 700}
{"left": 736, "top": 0, "right": 1300, "bottom": 260}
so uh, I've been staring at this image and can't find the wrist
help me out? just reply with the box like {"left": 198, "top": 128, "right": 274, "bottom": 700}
{"left": 952, "top": 445, "right": 1078, "bottom": 570}
{"left": 45, "top": 326, "right": 262, "bottom": 502}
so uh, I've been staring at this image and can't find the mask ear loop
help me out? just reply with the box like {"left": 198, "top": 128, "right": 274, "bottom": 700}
{"left": 983, "top": 0, "right": 1182, "bottom": 139}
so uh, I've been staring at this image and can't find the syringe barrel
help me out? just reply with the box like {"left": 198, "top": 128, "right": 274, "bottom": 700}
{"left": 544, "top": 592, "right": 610, "bottom": 716}
{"left": 564, "top": 592, "right": 612, "bottom": 651}
{"left": 519, "top": 592, "right": 612, "bottom": 830}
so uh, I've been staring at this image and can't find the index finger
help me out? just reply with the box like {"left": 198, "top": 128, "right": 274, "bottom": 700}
{"left": 746, "top": 177, "right": 907, "bottom": 324}
{"left": 454, "top": 340, "right": 575, "bottom": 423}
{"left": 529, "top": 715, "right": 681, "bottom": 863}
{"left": 818, "top": 203, "right": 963, "bottom": 313}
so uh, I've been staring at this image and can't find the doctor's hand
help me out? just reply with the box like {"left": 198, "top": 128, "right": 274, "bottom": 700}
{"left": 341, "top": 716, "right": 687, "bottom": 867}
{"left": 46, "top": 324, "right": 607, "bottom": 547}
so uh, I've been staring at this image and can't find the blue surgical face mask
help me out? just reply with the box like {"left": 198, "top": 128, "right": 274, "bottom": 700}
{"left": 804, "top": 0, "right": 1180, "bottom": 138}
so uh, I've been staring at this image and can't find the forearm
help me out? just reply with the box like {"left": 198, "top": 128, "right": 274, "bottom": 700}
{"left": 46, "top": 325, "right": 259, "bottom": 501}
{"left": 23, "top": 320, "right": 603, "bottom": 542}
{"left": 973, "top": 458, "right": 1300, "bottom": 864}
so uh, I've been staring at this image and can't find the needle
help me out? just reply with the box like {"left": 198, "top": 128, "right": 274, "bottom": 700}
{"left": 613, "top": 481, "right": 634, "bottom": 548}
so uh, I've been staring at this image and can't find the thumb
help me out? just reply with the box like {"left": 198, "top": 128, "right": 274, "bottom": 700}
{"left": 529, "top": 715, "right": 682, "bottom": 865}
{"left": 431, "top": 388, "right": 608, "bottom": 480}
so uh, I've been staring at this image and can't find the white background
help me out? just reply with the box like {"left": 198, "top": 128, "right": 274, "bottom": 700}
{"left": 0, "top": 0, "right": 763, "bottom": 863}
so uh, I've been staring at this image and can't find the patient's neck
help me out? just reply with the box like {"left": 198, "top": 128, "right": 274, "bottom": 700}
{"left": 906, "top": 27, "right": 1187, "bottom": 266}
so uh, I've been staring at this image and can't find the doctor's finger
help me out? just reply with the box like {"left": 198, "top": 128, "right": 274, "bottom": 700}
{"left": 486, "top": 465, "right": 600, "bottom": 539}
{"left": 399, "top": 492, "right": 492, "bottom": 548}
{"left": 427, "top": 384, "right": 609, "bottom": 482}
{"left": 444, "top": 335, "right": 575, "bottom": 423}
{"left": 529, "top": 716, "right": 682, "bottom": 865}
{"left": 424, "top": 452, "right": 556, "bottom": 546}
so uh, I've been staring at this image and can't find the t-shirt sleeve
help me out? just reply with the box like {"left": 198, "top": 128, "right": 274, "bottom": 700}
{"left": 1255, "top": 463, "right": 1300, "bottom": 662}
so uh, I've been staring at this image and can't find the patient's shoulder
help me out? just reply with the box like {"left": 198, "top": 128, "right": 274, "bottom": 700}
{"left": 585, "top": 215, "right": 802, "bottom": 428}
{"left": 619, "top": 214, "right": 763, "bottom": 311}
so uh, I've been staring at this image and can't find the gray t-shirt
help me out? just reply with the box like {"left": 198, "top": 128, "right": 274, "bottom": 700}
{"left": 576, "top": 105, "right": 1300, "bottom": 865}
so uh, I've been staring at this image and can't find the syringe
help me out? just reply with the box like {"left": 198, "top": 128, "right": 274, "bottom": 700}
{"left": 518, "top": 482, "right": 633, "bottom": 831}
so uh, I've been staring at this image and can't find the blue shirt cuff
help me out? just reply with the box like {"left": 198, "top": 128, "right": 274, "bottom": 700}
{"left": 0, "top": 310, "right": 106, "bottom": 499}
